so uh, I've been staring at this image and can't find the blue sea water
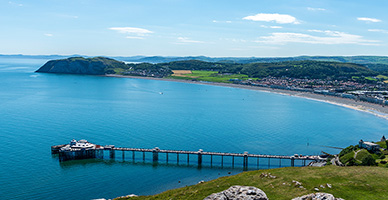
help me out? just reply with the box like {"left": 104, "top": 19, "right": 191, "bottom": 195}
{"left": 1, "top": 58, "right": 387, "bottom": 200}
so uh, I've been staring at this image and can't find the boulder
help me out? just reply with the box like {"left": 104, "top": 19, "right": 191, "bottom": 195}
{"left": 292, "top": 193, "right": 344, "bottom": 200}
{"left": 204, "top": 185, "right": 268, "bottom": 200}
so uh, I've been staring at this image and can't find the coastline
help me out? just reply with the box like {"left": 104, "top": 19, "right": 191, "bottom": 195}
{"left": 104, "top": 74, "right": 388, "bottom": 120}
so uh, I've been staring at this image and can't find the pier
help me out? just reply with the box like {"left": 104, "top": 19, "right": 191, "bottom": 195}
{"left": 52, "top": 140, "right": 326, "bottom": 168}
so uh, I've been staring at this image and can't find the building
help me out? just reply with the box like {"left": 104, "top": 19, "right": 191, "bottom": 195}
{"left": 359, "top": 140, "right": 380, "bottom": 151}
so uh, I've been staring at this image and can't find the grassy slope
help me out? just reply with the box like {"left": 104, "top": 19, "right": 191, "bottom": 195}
{"left": 115, "top": 166, "right": 388, "bottom": 200}
{"left": 168, "top": 70, "right": 254, "bottom": 83}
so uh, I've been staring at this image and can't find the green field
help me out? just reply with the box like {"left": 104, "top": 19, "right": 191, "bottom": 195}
{"left": 168, "top": 70, "right": 255, "bottom": 83}
{"left": 115, "top": 166, "right": 388, "bottom": 200}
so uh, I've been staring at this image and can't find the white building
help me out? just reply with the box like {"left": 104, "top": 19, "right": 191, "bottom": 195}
{"left": 359, "top": 140, "right": 380, "bottom": 151}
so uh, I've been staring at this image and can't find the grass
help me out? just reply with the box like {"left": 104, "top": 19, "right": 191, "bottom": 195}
{"left": 377, "top": 75, "right": 388, "bottom": 80}
{"left": 355, "top": 149, "right": 371, "bottom": 161}
{"left": 339, "top": 151, "right": 355, "bottom": 164}
{"left": 365, "top": 77, "right": 377, "bottom": 81}
{"left": 168, "top": 70, "right": 255, "bottom": 83}
{"left": 115, "top": 166, "right": 388, "bottom": 200}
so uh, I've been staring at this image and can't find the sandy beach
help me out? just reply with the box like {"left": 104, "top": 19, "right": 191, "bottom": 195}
{"left": 104, "top": 74, "right": 388, "bottom": 120}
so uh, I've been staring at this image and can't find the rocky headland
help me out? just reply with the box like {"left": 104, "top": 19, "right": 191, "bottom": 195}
{"left": 35, "top": 57, "right": 128, "bottom": 75}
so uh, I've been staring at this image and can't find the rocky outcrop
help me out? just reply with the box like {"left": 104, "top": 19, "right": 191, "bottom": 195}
{"left": 204, "top": 185, "right": 268, "bottom": 200}
{"left": 35, "top": 57, "right": 128, "bottom": 75}
{"left": 292, "top": 193, "right": 344, "bottom": 200}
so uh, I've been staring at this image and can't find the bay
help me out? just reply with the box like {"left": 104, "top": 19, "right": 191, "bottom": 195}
{"left": 0, "top": 58, "right": 387, "bottom": 200}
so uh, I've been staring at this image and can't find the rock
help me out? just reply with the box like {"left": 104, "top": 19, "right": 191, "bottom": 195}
{"left": 292, "top": 193, "right": 344, "bottom": 200}
{"left": 204, "top": 185, "right": 268, "bottom": 200}
{"left": 320, "top": 185, "right": 325, "bottom": 188}
{"left": 314, "top": 188, "right": 320, "bottom": 191}
{"left": 260, "top": 173, "right": 277, "bottom": 179}
{"left": 198, "top": 180, "right": 205, "bottom": 184}
{"left": 326, "top": 183, "right": 332, "bottom": 188}
{"left": 292, "top": 180, "right": 302, "bottom": 187}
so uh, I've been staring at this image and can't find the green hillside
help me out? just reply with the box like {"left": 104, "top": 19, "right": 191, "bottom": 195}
{"left": 115, "top": 166, "right": 388, "bottom": 200}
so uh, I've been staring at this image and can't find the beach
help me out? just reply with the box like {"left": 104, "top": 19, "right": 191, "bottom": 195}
{"left": 104, "top": 74, "right": 388, "bottom": 120}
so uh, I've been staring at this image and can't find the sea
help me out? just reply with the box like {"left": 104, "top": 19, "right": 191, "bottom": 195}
{"left": 1, "top": 58, "right": 387, "bottom": 200}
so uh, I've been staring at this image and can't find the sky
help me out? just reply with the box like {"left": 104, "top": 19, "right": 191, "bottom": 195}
{"left": 1, "top": 0, "right": 388, "bottom": 57}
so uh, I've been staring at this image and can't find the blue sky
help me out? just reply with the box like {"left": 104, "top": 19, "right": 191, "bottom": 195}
{"left": 1, "top": 0, "right": 388, "bottom": 57}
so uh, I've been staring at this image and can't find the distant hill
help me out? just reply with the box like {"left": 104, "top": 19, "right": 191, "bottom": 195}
{"left": 36, "top": 57, "right": 128, "bottom": 75}
{"left": 114, "top": 55, "right": 388, "bottom": 65}
{"left": 36, "top": 57, "right": 379, "bottom": 80}
{"left": 155, "top": 60, "right": 377, "bottom": 79}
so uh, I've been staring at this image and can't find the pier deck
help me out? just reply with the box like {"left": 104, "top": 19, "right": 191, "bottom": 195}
{"left": 52, "top": 141, "right": 326, "bottom": 168}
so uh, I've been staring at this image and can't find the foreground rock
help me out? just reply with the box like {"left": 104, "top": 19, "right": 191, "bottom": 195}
{"left": 204, "top": 185, "right": 268, "bottom": 200}
{"left": 292, "top": 193, "right": 344, "bottom": 200}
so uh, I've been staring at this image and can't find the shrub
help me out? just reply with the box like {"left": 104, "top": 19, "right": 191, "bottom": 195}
{"left": 361, "top": 154, "right": 377, "bottom": 166}
{"left": 347, "top": 157, "right": 358, "bottom": 166}
{"left": 380, "top": 160, "right": 387, "bottom": 164}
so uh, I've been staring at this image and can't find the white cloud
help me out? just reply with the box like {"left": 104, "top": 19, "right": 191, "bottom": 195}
{"left": 212, "top": 20, "right": 232, "bottom": 23}
{"left": 260, "top": 25, "right": 283, "bottom": 29}
{"left": 357, "top": 17, "right": 381, "bottom": 23}
{"left": 220, "top": 38, "right": 247, "bottom": 43}
{"left": 109, "top": 27, "right": 153, "bottom": 35}
{"left": 307, "top": 7, "right": 326, "bottom": 11}
{"left": 177, "top": 37, "right": 204, "bottom": 44}
{"left": 44, "top": 33, "right": 53, "bottom": 37}
{"left": 256, "top": 30, "right": 379, "bottom": 45}
{"left": 368, "top": 29, "right": 388, "bottom": 34}
{"left": 109, "top": 27, "right": 152, "bottom": 39}
{"left": 8, "top": 1, "right": 23, "bottom": 6}
{"left": 126, "top": 36, "right": 145, "bottom": 39}
{"left": 243, "top": 13, "right": 299, "bottom": 24}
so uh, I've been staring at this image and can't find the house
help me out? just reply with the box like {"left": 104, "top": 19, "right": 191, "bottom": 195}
{"left": 359, "top": 140, "right": 380, "bottom": 151}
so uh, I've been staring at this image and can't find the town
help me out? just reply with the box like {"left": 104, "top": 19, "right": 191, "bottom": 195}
{"left": 236, "top": 76, "right": 388, "bottom": 105}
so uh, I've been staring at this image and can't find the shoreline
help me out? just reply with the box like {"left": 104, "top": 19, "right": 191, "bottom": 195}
{"left": 104, "top": 74, "right": 388, "bottom": 120}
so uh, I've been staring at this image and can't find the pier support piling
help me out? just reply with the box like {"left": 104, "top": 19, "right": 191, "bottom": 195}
{"left": 198, "top": 153, "right": 202, "bottom": 165}
{"left": 243, "top": 155, "right": 248, "bottom": 168}
{"left": 268, "top": 157, "right": 270, "bottom": 169}
{"left": 232, "top": 155, "right": 234, "bottom": 168}
{"left": 257, "top": 157, "right": 259, "bottom": 168}
{"left": 291, "top": 157, "right": 295, "bottom": 167}
{"left": 152, "top": 148, "right": 159, "bottom": 162}
{"left": 110, "top": 150, "right": 115, "bottom": 159}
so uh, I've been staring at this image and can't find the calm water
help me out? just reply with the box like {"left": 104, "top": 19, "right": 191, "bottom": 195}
{"left": 1, "top": 58, "right": 387, "bottom": 200}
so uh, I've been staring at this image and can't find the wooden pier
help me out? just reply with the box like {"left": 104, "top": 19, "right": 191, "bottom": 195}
{"left": 52, "top": 142, "right": 326, "bottom": 168}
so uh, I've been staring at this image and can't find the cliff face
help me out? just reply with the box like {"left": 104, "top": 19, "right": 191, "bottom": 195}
{"left": 35, "top": 57, "right": 128, "bottom": 75}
